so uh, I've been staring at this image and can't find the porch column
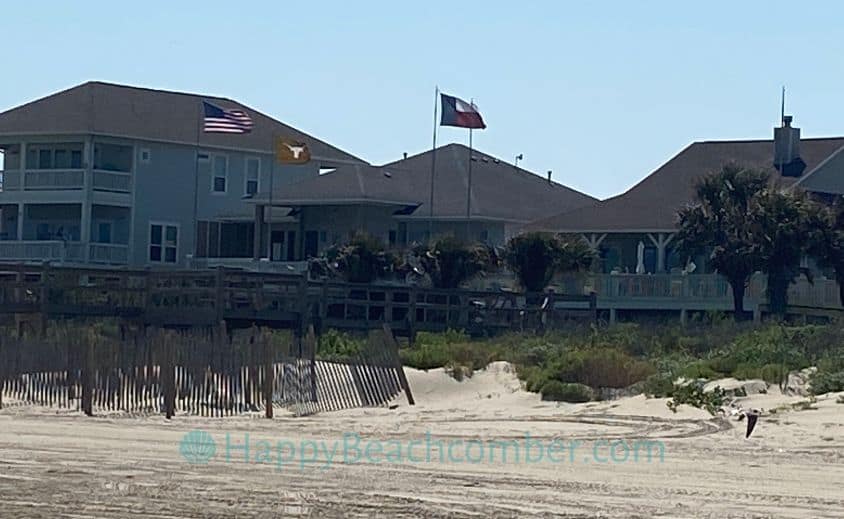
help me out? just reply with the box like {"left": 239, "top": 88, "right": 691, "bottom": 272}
{"left": 81, "top": 136, "right": 94, "bottom": 262}
{"left": 16, "top": 203, "right": 24, "bottom": 241}
{"left": 647, "top": 232, "right": 675, "bottom": 273}
{"left": 253, "top": 204, "right": 264, "bottom": 260}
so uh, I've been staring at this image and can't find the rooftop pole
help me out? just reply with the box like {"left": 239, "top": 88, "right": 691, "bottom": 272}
{"left": 428, "top": 86, "right": 439, "bottom": 243}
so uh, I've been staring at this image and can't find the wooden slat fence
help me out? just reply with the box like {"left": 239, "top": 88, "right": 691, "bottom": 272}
{"left": 0, "top": 324, "right": 412, "bottom": 417}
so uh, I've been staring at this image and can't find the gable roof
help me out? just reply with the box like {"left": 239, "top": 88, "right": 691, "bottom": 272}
{"left": 250, "top": 144, "right": 598, "bottom": 223}
{"left": 526, "top": 137, "right": 844, "bottom": 233}
{"left": 0, "top": 81, "right": 364, "bottom": 164}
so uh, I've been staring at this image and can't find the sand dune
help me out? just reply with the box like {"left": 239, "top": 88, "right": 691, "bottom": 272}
{"left": 0, "top": 362, "right": 842, "bottom": 518}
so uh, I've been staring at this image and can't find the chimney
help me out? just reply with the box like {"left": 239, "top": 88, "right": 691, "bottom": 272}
{"left": 547, "top": 170, "right": 552, "bottom": 184}
{"left": 403, "top": 152, "right": 408, "bottom": 160}
{"left": 774, "top": 115, "right": 805, "bottom": 176}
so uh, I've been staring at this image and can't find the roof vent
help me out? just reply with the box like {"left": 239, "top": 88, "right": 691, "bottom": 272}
{"left": 547, "top": 170, "right": 553, "bottom": 184}
{"left": 383, "top": 170, "right": 392, "bottom": 178}
{"left": 403, "top": 152, "right": 407, "bottom": 160}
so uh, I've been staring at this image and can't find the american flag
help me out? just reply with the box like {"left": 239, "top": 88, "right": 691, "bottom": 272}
{"left": 202, "top": 101, "right": 254, "bottom": 133}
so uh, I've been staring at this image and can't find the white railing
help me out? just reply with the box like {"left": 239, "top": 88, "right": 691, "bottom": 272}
{"left": 23, "top": 169, "right": 85, "bottom": 190}
{"left": 88, "top": 243, "right": 129, "bottom": 265}
{"left": 0, "top": 240, "right": 85, "bottom": 262}
{"left": 0, "top": 169, "right": 132, "bottom": 193}
{"left": 0, "top": 170, "right": 21, "bottom": 190}
{"left": 554, "top": 273, "right": 843, "bottom": 311}
{"left": 92, "top": 170, "right": 132, "bottom": 193}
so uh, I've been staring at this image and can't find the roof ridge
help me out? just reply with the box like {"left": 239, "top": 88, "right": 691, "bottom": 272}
{"left": 85, "top": 80, "right": 234, "bottom": 103}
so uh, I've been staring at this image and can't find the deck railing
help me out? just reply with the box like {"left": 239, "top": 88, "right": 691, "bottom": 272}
{"left": 0, "top": 241, "right": 85, "bottom": 262}
{"left": 88, "top": 243, "right": 129, "bottom": 265}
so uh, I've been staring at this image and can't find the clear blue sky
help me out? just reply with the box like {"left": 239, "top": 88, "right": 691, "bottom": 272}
{"left": 3, "top": 1, "right": 844, "bottom": 199}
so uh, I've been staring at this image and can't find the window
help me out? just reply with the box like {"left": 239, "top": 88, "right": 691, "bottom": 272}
{"left": 244, "top": 157, "right": 260, "bottom": 195}
{"left": 150, "top": 223, "right": 178, "bottom": 263}
{"left": 140, "top": 148, "right": 151, "bottom": 164}
{"left": 27, "top": 144, "right": 84, "bottom": 169}
{"left": 97, "top": 222, "right": 112, "bottom": 244}
{"left": 212, "top": 155, "right": 228, "bottom": 193}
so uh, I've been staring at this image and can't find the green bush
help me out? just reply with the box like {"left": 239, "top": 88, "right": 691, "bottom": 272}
{"left": 329, "top": 232, "right": 396, "bottom": 283}
{"left": 399, "top": 341, "right": 452, "bottom": 370}
{"left": 540, "top": 381, "right": 593, "bottom": 402}
{"left": 642, "top": 372, "right": 676, "bottom": 398}
{"left": 317, "top": 329, "right": 364, "bottom": 362}
{"left": 414, "top": 236, "right": 492, "bottom": 289}
{"left": 810, "top": 370, "right": 844, "bottom": 396}
{"left": 547, "top": 347, "right": 655, "bottom": 389}
{"left": 505, "top": 232, "right": 594, "bottom": 292}
{"left": 667, "top": 383, "right": 726, "bottom": 415}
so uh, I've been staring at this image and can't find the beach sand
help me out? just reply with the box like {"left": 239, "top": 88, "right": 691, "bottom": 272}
{"left": 0, "top": 362, "right": 842, "bottom": 518}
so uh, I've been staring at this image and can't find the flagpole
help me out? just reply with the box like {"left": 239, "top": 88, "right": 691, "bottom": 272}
{"left": 192, "top": 101, "right": 202, "bottom": 265}
{"left": 466, "top": 124, "right": 473, "bottom": 241}
{"left": 465, "top": 98, "right": 475, "bottom": 241}
{"left": 267, "top": 134, "right": 275, "bottom": 260}
{"left": 428, "top": 86, "right": 439, "bottom": 243}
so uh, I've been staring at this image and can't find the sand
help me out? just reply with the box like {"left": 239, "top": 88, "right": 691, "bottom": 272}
{"left": 0, "top": 362, "right": 842, "bottom": 518}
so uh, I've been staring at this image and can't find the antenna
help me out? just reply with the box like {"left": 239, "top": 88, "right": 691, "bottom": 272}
{"left": 780, "top": 85, "right": 786, "bottom": 126}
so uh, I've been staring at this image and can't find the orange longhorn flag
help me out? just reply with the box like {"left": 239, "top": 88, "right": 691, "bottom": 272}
{"left": 275, "top": 137, "right": 311, "bottom": 164}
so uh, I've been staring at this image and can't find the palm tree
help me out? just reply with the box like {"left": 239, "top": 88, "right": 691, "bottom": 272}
{"left": 806, "top": 197, "right": 844, "bottom": 307}
{"left": 505, "top": 232, "right": 594, "bottom": 292}
{"left": 676, "top": 164, "right": 769, "bottom": 320}
{"left": 751, "top": 188, "right": 817, "bottom": 316}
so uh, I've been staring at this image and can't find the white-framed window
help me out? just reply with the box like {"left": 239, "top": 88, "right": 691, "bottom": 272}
{"left": 244, "top": 157, "right": 260, "bottom": 196}
{"left": 139, "top": 148, "right": 151, "bottom": 164}
{"left": 149, "top": 222, "right": 179, "bottom": 263}
{"left": 211, "top": 154, "right": 228, "bottom": 193}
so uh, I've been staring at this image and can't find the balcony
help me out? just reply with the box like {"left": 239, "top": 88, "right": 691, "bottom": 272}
{"left": 0, "top": 169, "right": 132, "bottom": 194}
{"left": 0, "top": 240, "right": 128, "bottom": 265}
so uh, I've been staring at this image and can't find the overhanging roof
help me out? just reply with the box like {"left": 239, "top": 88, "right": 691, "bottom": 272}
{"left": 526, "top": 137, "right": 844, "bottom": 233}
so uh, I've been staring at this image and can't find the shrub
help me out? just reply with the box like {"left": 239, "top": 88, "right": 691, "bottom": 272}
{"left": 505, "top": 232, "right": 594, "bottom": 292}
{"left": 317, "top": 329, "right": 364, "bottom": 362}
{"left": 399, "top": 341, "right": 452, "bottom": 370}
{"left": 329, "top": 232, "right": 396, "bottom": 283}
{"left": 414, "top": 236, "right": 492, "bottom": 289}
{"left": 547, "top": 348, "right": 655, "bottom": 389}
{"left": 667, "top": 383, "right": 726, "bottom": 415}
{"left": 642, "top": 373, "right": 676, "bottom": 398}
{"left": 810, "top": 370, "right": 844, "bottom": 396}
{"left": 540, "top": 381, "right": 593, "bottom": 402}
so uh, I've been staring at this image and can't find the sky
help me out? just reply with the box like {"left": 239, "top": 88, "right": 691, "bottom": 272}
{"left": 2, "top": 1, "right": 844, "bottom": 199}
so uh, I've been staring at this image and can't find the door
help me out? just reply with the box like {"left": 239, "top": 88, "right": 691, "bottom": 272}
{"left": 304, "top": 230, "right": 319, "bottom": 259}
{"left": 270, "top": 231, "right": 284, "bottom": 261}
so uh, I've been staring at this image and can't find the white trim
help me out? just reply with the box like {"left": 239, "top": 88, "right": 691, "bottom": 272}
{"left": 244, "top": 156, "right": 260, "bottom": 196}
{"left": 148, "top": 221, "right": 180, "bottom": 264}
{"left": 210, "top": 153, "right": 228, "bottom": 194}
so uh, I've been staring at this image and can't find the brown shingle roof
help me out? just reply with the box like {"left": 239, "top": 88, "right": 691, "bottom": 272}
{"left": 527, "top": 137, "right": 844, "bottom": 233}
{"left": 252, "top": 144, "right": 598, "bottom": 223}
{"left": 0, "top": 81, "right": 364, "bottom": 164}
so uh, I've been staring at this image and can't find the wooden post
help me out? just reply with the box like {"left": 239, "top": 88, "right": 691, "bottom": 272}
{"left": 0, "top": 338, "right": 4, "bottom": 410}
{"left": 407, "top": 286, "right": 417, "bottom": 346}
{"left": 589, "top": 291, "right": 598, "bottom": 324}
{"left": 81, "top": 337, "right": 94, "bottom": 416}
{"left": 214, "top": 267, "right": 225, "bottom": 323}
{"left": 382, "top": 323, "right": 415, "bottom": 405}
{"left": 263, "top": 331, "right": 274, "bottom": 419}
{"left": 307, "top": 325, "right": 317, "bottom": 405}
{"left": 163, "top": 335, "right": 176, "bottom": 419}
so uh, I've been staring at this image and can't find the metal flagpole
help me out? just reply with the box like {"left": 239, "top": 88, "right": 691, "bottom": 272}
{"left": 267, "top": 134, "right": 275, "bottom": 260}
{"left": 465, "top": 98, "right": 474, "bottom": 241}
{"left": 428, "top": 86, "right": 439, "bottom": 243}
{"left": 192, "top": 101, "right": 202, "bottom": 264}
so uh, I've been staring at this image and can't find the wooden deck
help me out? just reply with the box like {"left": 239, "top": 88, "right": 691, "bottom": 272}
{"left": 1, "top": 264, "right": 840, "bottom": 332}
{"left": 0, "top": 264, "right": 597, "bottom": 334}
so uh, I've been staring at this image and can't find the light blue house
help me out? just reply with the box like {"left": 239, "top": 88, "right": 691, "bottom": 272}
{"left": 0, "top": 82, "right": 363, "bottom": 268}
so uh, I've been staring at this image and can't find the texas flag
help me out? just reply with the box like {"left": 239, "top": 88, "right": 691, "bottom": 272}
{"left": 440, "top": 93, "right": 486, "bottom": 129}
